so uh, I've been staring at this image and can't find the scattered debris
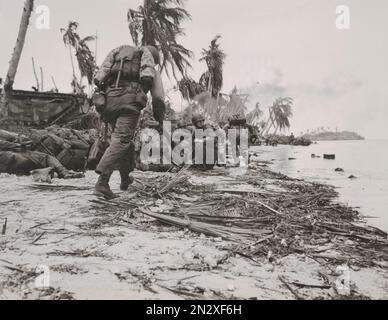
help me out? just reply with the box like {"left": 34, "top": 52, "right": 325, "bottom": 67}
{"left": 324, "top": 154, "right": 336, "bottom": 160}
{"left": 1, "top": 218, "right": 7, "bottom": 235}
{"left": 95, "top": 165, "right": 388, "bottom": 271}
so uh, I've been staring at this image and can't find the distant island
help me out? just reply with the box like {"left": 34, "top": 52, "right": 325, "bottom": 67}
{"left": 302, "top": 130, "right": 365, "bottom": 141}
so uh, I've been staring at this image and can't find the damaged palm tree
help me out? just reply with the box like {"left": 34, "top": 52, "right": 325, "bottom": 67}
{"left": 3, "top": 0, "right": 34, "bottom": 91}
{"left": 127, "top": 0, "right": 193, "bottom": 79}
{"left": 177, "top": 77, "right": 206, "bottom": 102}
{"left": 60, "top": 21, "right": 97, "bottom": 94}
{"left": 0, "top": 1, "right": 90, "bottom": 128}
{"left": 262, "top": 97, "right": 293, "bottom": 136}
{"left": 200, "top": 35, "right": 226, "bottom": 98}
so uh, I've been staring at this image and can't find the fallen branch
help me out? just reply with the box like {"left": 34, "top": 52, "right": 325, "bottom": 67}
{"left": 2, "top": 218, "right": 7, "bottom": 235}
{"left": 31, "top": 231, "right": 47, "bottom": 245}
{"left": 278, "top": 275, "right": 303, "bottom": 300}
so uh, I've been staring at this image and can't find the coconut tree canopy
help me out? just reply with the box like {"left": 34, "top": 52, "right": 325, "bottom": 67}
{"left": 177, "top": 77, "right": 206, "bottom": 100}
{"left": 76, "top": 36, "right": 97, "bottom": 85}
{"left": 61, "top": 21, "right": 80, "bottom": 48}
{"left": 128, "top": 0, "right": 193, "bottom": 80}
{"left": 271, "top": 97, "right": 294, "bottom": 132}
{"left": 60, "top": 22, "right": 97, "bottom": 87}
{"left": 199, "top": 35, "right": 226, "bottom": 98}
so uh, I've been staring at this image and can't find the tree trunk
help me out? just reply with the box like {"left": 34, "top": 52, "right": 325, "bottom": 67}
{"left": 4, "top": 0, "right": 34, "bottom": 91}
{"left": 265, "top": 114, "right": 277, "bottom": 136}
{"left": 142, "top": 0, "right": 154, "bottom": 46}
{"left": 51, "top": 76, "right": 58, "bottom": 92}
{"left": 264, "top": 119, "right": 274, "bottom": 136}
{"left": 273, "top": 124, "right": 280, "bottom": 136}
{"left": 32, "top": 57, "right": 40, "bottom": 91}
{"left": 40, "top": 66, "right": 44, "bottom": 91}
{"left": 69, "top": 46, "right": 77, "bottom": 81}
{"left": 262, "top": 109, "right": 274, "bottom": 135}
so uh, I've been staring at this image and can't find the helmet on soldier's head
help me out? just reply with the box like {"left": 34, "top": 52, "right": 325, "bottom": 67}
{"left": 146, "top": 46, "right": 160, "bottom": 65}
{"left": 192, "top": 113, "right": 205, "bottom": 125}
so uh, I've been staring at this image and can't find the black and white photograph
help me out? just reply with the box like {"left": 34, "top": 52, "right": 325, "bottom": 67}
{"left": 0, "top": 0, "right": 387, "bottom": 304}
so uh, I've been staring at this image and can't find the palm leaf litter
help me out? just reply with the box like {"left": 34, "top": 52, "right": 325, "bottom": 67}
{"left": 90, "top": 164, "right": 388, "bottom": 270}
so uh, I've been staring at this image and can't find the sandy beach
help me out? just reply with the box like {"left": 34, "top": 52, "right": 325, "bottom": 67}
{"left": 1, "top": 155, "right": 387, "bottom": 300}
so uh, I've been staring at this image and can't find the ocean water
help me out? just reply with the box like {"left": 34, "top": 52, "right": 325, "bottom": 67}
{"left": 251, "top": 140, "right": 388, "bottom": 232}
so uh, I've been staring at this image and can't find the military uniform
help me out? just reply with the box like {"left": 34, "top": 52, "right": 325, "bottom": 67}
{"left": 0, "top": 126, "right": 96, "bottom": 178}
{"left": 29, "top": 126, "right": 98, "bottom": 171}
{"left": 0, "top": 150, "right": 69, "bottom": 177}
{"left": 191, "top": 114, "right": 220, "bottom": 171}
{"left": 93, "top": 45, "right": 165, "bottom": 199}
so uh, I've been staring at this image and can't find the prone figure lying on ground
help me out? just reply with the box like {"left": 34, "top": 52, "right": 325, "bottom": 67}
{"left": 0, "top": 143, "right": 83, "bottom": 181}
{"left": 0, "top": 126, "right": 103, "bottom": 180}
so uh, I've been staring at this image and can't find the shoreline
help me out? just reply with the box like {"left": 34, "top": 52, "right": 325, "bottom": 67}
{"left": 251, "top": 141, "right": 388, "bottom": 233}
{"left": 0, "top": 160, "right": 387, "bottom": 300}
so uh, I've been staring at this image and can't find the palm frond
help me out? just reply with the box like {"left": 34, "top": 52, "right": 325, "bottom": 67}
{"left": 178, "top": 77, "right": 206, "bottom": 100}
{"left": 127, "top": 0, "right": 192, "bottom": 80}
{"left": 271, "top": 97, "right": 294, "bottom": 131}
{"left": 61, "top": 21, "right": 97, "bottom": 86}
{"left": 200, "top": 35, "right": 226, "bottom": 97}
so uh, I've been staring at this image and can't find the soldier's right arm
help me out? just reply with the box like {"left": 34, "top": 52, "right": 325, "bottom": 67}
{"left": 151, "top": 70, "right": 166, "bottom": 127}
{"left": 94, "top": 46, "right": 123, "bottom": 87}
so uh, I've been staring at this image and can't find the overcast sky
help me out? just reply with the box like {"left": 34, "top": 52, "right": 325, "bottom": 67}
{"left": 1, "top": 0, "right": 387, "bottom": 138}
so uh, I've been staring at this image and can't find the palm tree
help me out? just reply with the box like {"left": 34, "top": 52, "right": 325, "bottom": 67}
{"left": 262, "top": 107, "right": 276, "bottom": 136}
{"left": 199, "top": 35, "right": 226, "bottom": 98}
{"left": 271, "top": 97, "right": 293, "bottom": 134}
{"left": 4, "top": 0, "right": 35, "bottom": 91}
{"left": 177, "top": 77, "right": 206, "bottom": 101}
{"left": 247, "top": 102, "right": 264, "bottom": 126}
{"left": 76, "top": 36, "right": 97, "bottom": 85}
{"left": 61, "top": 21, "right": 97, "bottom": 93}
{"left": 127, "top": 0, "right": 193, "bottom": 79}
{"left": 61, "top": 21, "right": 79, "bottom": 84}
{"left": 262, "top": 98, "right": 293, "bottom": 136}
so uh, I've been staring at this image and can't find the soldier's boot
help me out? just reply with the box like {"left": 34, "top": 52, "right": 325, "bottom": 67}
{"left": 120, "top": 171, "right": 134, "bottom": 191}
{"left": 94, "top": 174, "right": 119, "bottom": 200}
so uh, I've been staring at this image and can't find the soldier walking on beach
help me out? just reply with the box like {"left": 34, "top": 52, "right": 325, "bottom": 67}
{"left": 93, "top": 45, "right": 166, "bottom": 199}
